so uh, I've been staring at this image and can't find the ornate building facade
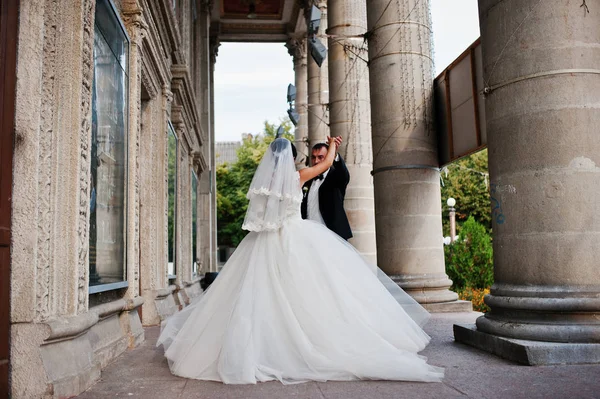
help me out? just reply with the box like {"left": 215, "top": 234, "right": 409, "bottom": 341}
{"left": 3, "top": 0, "right": 219, "bottom": 397}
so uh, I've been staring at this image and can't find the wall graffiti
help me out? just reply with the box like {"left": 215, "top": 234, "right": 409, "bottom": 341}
{"left": 490, "top": 184, "right": 506, "bottom": 225}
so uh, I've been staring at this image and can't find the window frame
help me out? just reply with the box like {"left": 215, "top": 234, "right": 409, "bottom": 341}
{"left": 191, "top": 169, "right": 198, "bottom": 278}
{"left": 88, "top": 0, "right": 131, "bottom": 295}
{"left": 167, "top": 121, "right": 178, "bottom": 280}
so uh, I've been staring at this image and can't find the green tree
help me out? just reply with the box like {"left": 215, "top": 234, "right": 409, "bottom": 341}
{"left": 444, "top": 216, "right": 494, "bottom": 313}
{"left": 444, "top": 216, "right": 494, "bottom": 290}
{"left": 217, "top": 119, "right": 294, "bottom": 247}
{"left": 440, "top": 149, "right": 491, "bottom": 234}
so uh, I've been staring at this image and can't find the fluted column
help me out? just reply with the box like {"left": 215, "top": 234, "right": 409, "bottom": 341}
{"left": 307, "top": 1, "right": 330, "bottom": 148}
{"left": 328, "top": 0, "right": 376, "bottom": 264}
{"left": 286, "top": 37, "right": 309, "bottom": 167}
{"left": 365, "top": 0, "right": 469, "bottom": 310}
{"left": 460, "top": 0, "right": 600, "bottom": 350}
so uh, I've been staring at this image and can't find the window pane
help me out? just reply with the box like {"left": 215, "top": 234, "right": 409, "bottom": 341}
{"left": 192, "top": 170, "right": 198, "bottom": 276}
{"left": 168, "top": 124, "right": 178, "bottom": 277}
{"left": 94, "top": 0, "right": 128, "bottom": 76}
{"left": 90, "top": 1, "right": 129, "bottom": 288}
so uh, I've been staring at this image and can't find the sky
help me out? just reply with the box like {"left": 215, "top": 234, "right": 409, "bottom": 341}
{"left": 214, "top": 0, "right": 480, "bottom": 142}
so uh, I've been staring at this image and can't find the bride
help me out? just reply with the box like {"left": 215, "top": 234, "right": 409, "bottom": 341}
{"left": 157, "top": 136, "right": 444, "bottom": 384}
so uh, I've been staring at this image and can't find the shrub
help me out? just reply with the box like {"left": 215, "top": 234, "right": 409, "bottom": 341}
{"left": 444, "top": 216, "right": 494, "bottom": 290}
{"left": 456, "top": 287, "right": 490, "bottom": 313}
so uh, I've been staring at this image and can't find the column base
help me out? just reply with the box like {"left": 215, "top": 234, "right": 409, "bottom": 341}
{"left": 454, "top": 324, "right": 600, "bottom": 365}
{"left": 391, "top": 273, "right": 471, "bottom": 311}
{"left": 423, "top": 300, "right": 473, "bottom": 313}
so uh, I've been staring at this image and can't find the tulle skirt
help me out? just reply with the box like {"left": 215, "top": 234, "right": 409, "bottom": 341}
{"left": 157, "top": 217, "right": 444, "bottom": 384}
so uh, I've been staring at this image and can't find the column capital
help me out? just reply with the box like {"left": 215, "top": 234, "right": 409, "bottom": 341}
{"left": 209, "top": 35, "right": 220, "bottom": 65}
{"left": 301, "top": 0, "right": 327, "bottom": 11}
{"left": 162, "top": 85, "right": 173, "bottom": 103}
{"left": 122, "top": 5, "right": 149, "bottom": 46}
{"left": 162, "top": 84, "right": 173, "bottom": 114}
{"left": 286, "top": 37, "right": 308, "bottom": 67}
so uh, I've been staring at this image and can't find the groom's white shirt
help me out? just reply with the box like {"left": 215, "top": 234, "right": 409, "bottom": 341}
{"left": 307, "top": 154, "right": 340, "bottom": 225}
{"left": 307, "top": 168, "right": 328, "bottom": 225}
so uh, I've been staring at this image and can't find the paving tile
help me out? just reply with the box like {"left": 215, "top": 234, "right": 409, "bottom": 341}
{"left": 77, "top": 379, "right": 187, "bottom": 398}
{"left": 179, "top": 380, "right": 324, "bottom": 399}
{"left": 77, "top": 314, "right": 600, "bottom": 399}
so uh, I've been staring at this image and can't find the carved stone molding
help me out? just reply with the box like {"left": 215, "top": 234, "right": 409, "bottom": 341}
{"left": 303, "top": 0, "right": 327, "bottom": 19}
{"left": 172, "top": 48, "right": 187, "bottom": 65}
{"left": 162, "top": 85, "right": 174, "bottom": 102}
{"left": 209, "top": 35, "right": 221, "bottom": 65}
{"left": 36, "top": 0, "right": 60, "bottom": 321}
{"left": 123, "top": 5, "right": 149, "bottom": 46}
{"left": 77, "top": 0, "right": 97, "bottom": 314}
{"left": 162, "top": 84, "right": 174, "bottom": 115}
{"left": 142, "top": 0, "right": 181, "bottom": 64}
{"left": 170, "top": 61, "right": 202, "bottom": 149}
{"left": 286, "top": 37, "right": 308, "bottom": 66}
{"left": 177, "top": 122, "right": 192, "bottom": 154}
{"left": 192, "top": 146, "right": 208, "bottom": 173}
{"left": 141, "top": 58, "right": 159, "bottom": 99}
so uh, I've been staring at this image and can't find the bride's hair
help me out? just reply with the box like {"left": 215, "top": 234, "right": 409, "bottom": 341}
{"left": 291, "top": 143, "right": 297, "bottom": 159}
{"left": 269, "top": 138, "right": 297, "bottom": 160}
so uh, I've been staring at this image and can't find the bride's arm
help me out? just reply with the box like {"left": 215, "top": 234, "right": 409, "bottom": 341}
{"left": 298, "top": 136, "right": 339, "bottom": 185}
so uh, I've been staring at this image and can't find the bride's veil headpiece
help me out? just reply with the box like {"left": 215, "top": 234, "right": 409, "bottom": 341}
{"left": 242, "top": 138, "right": 301, "bottom": 232}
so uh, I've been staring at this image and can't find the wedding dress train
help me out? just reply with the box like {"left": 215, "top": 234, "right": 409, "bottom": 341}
{"left": 157, "top": 139, "right": 443, "bottom": 384}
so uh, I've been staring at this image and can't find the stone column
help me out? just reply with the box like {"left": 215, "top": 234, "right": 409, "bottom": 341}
{"left": 138, "top": 92, "right": 167, "bottom": 325}
{"left": 455, "top": 0, "right": 600, "bottom": 363}
{"left": 365, "top": 0, "right": 468, "bottom": 310}
{"left": 174, "top": 124, "right": 190, "bottom": 289}
{"left": 209, "top": 35, "right": 220, "bottom": 273}
{"left": 198, "top": 172, "right": 212, "bottom": 274}
{"left": 172, "top": 124, "right": 193, "bottom": 307}
{"left": 286, "top": 37, "right": 309, "bottom": 167}
{"left": 197, "top": 3, "right": 212, "bottom": 275}
{"left": 327, "top": 0, "right": 377, "bottom": 264}
{"left": 122, "top": 2, "right": 148, "bottom": 301}
{"left": 307, "top": 1, "right": 330, "bottom": 148}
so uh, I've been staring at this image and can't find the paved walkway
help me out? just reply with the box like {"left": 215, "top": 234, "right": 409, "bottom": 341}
{"left": 77, "top": 312, "right": 599, "bottom": 398}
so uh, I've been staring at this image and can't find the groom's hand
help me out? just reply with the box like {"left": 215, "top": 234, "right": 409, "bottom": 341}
{"left": 327, "top": 136, "right": 343, "bottom": 149}
{"left": 334, "top": 136, "right": 342, "bottom": 148}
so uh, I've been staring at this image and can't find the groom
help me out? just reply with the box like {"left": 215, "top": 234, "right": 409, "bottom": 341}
{"left": 301, "top": 137, "right": 353, "bottom": 240}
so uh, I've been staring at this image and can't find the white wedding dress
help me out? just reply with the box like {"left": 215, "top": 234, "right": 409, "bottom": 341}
{"left": 157, "top": 139, "right": 444, "bottom": 384}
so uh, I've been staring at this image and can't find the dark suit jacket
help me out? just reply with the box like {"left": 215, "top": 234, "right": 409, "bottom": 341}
{"left": 301, "top": 155, "right": 353, "bottom": 240}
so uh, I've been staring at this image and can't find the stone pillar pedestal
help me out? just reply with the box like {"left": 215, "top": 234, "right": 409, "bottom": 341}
{"left": 454, "top": 0, "right": 600, "bottom": 363}
{"left": 327, "top": 0, "right": 377, "bottom": 265}
{"left": 365, "top": 0, "right": 470, "bottom": 310}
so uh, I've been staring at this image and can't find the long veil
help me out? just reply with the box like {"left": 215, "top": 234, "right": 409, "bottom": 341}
{"left": 242, "top": 138, "right": 301, "bottom": 232}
